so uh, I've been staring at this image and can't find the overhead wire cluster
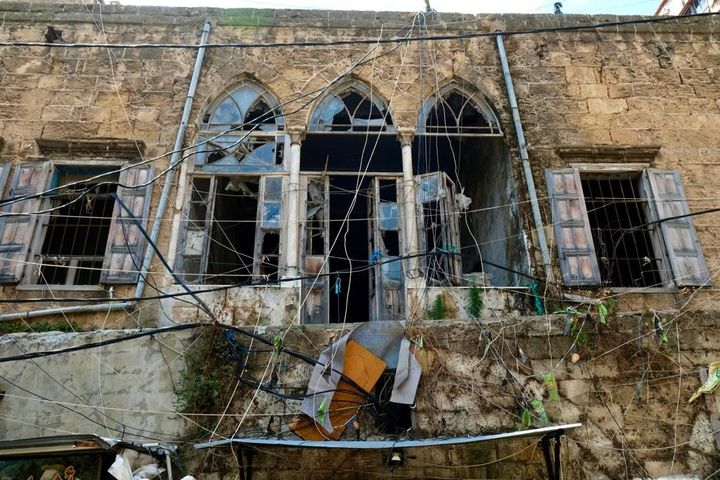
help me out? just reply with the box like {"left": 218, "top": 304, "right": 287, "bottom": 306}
{"left": 0, "top": 5, "right": 719, "bottom": 477}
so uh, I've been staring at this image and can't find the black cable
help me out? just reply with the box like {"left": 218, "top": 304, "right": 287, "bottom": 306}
{"left": 1, "top": 12, "right": 718, "bottom": 50}
{"left": 0, "top": 250, "right": 451, "bottom": 304}
{"left": 0, "top": 372, "right": 181, "bottom": 442}
{"left": 0, "top": 323, "right": 200, "bottom": 363}
{"left": 0, "top": 16, "right": 417, "bottom": 211}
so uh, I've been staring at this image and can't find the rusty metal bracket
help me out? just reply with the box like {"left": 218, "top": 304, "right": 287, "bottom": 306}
{"left": 539, "top": 429, "right": 564, "bottom": 480}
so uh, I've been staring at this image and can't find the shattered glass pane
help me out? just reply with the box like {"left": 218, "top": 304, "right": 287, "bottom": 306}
{"left": 378, "top": 202, "right": 399, "bottom": 231}
{"left": 209, "top": 97, "right": 243, "bottom": 126}
{"left": 264, "top": 176, "right": 282, "bottom": 200}
{"left": 203, "top": 84, "right": 285, "bottom": 131}
{"left": 419, "top": 173, "right": 443, "bottom": 204}
{"left": 262, "top": 201, "right": 281, "bottom": 229}
{"left": 312, "top": 96, "right": 345, "bottom": 131}
{"left": 309, "top": 87, "right": 393, "bottom": 132}
{"left": 231, "top": 87, "right": 262, "bottom": 121}
{"left": 381, "top": 257, "right": 403, "bottom": 287}
{"left": 200, "top": 142, "right": 282, "bottom": 173}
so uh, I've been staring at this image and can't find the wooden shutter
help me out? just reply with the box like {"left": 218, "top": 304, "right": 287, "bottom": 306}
{"left": 0, "top": 162, "right": 49, "bottom": 284}
{"left": 643, "top": 169, "right": 710, "bottom": 287}
{"left": 545, "top": 168, "right": 601, "bottom": 286}
{"left": 101, "top": 164, "right": 154, "bottom": 284}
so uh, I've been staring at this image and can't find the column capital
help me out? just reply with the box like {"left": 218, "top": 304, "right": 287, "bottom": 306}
{"left": 396, "top": 127, "right": 415, "bottom": 146}
{"left": 288, "top": 126, "right": 306, "bottom": 144}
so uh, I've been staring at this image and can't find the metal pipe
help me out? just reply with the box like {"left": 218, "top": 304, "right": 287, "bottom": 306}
{"left": 136, "top": 21, "right": 211, "bottom": 297}
{"left": 495, "top": 32, "right": 555, "bottom": 284}
{"left": 165, "top": 450, "right": 174, "bottom": 480}
{"left": 0, "top": 302, "right": 133, "bottom": 323}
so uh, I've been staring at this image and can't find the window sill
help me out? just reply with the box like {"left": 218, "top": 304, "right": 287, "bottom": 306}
{"left": 16, "top": 284, "right": 107, "bottom": 292}
{"left": 607, "top": 287, "right": 678, "bottom": 294}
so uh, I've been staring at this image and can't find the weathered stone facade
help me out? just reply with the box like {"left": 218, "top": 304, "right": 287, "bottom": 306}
{"left": 0, "top": 3, "right": 719, "bottom": 479}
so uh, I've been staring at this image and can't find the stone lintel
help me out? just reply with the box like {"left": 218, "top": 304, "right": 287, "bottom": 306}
{"left": 36, "top": 138, "right": 146, "bottom": 159}
{"left": 556, "top": 144, "right": 661, "bottom": 162}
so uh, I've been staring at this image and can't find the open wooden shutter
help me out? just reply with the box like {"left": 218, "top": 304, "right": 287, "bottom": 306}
{"left": 545, "top": 168, "right": 601, "bottom": 287}
{"left": 101, "top": 164, "right": 154, "bottom": 284}
{"left": 0, "top": 162, "right": 49, "bottom": 284}
{"left": 643, "top": 169, "right": 710, "bottom": 287}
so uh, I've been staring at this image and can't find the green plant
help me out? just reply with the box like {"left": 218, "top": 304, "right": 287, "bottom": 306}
{"left": 426, "top": 295, "right": 447, "bottom": 320}
{"left": 467, "top": 284, "right": 483, "bottom": 319}
{"left": 174, "top": 327, "right": 235, "bottom": 415}
{"left": 0, "top": 320, "right": 78, "bottom": 335}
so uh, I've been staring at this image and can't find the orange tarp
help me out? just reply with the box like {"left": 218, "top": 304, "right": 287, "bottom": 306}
{"left": 290, "top": 339, "right": 386, "bottom": 440}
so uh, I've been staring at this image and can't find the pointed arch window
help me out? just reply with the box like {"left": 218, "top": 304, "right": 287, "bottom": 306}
{"left": 179, "top": 82, "right": 288, "bottom": 284}
{"left": 309, "top": 82, "right": 394, "bottom": 133}
{"left": 418, "top": 86, "right": 502, "bottom": 136}
{"left": 196, "top": 82, "right": 286, "bottom": 173}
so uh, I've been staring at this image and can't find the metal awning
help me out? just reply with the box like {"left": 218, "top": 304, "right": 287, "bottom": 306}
{"left": 194, "top": 423, "right": 581, "bottom": 450}
{"left": 0, "top": 435, "right": 114, "bottom": 457}
{"left": 0, "top": 434, "right": 167, "bottom": 458}
{"left": 196, "top": 423, "right": 581, "bottom": 480}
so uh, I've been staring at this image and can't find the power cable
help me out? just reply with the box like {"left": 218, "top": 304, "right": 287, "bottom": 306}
{"left": 1, "top": 12, "right": 718, "bottom": 50}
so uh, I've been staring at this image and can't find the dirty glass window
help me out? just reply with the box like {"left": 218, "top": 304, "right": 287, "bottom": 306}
{"left": 196, "top": 83, "right": 285, "bottom": 174}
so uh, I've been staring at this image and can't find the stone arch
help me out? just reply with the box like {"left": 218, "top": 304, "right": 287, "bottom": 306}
{"left": 417, "top": 80, "right": 503, "bottom": 136}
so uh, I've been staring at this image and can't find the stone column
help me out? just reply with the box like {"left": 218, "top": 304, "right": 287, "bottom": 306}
{"left": 284, "top": 126, "right": 305, "bottom": 280}
{"left": 397, "top": 128, "right": 419, "bottom": 277}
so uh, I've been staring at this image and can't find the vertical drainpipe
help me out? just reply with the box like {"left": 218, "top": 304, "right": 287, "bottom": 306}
{"left": 495, "top": 32, "right": 555, "bottom": 285}
{"left": 135, "top": 21, "right": 211, "bottom": 298}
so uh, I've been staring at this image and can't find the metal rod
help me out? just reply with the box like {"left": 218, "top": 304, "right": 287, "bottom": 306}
{"left": 495, "top": 32, "right": 555, "bottom": 285}
{"left": 0, "top": 301, "right": 133, "bottom": 323}
{"left": 135, "top": 20, "right": 211, "bottom": 298}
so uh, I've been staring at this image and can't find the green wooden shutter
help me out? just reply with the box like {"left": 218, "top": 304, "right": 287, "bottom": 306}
{"left": 545, "top": 168, "right": 601, "bottom": 287}
{"left": 0, "top": 162, "right": 49, "bottom": 284}
{"left": 643, "top": 169, "right": 711, "bottom": 287}
{"left": 101, "top": 164, "right": 154, "bottom": 284}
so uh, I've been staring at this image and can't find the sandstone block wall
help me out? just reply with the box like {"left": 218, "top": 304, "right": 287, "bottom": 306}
{"left": 0, "top": 5, "right": 719, "bottom": 479}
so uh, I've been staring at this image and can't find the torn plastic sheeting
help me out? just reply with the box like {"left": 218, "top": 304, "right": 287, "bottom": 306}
{"left": 108, "top": 449, "right": 164, "bottom": 480}
{"left": 689, "top": 361, "right": 720, "bottom": 403}
{"left": 390, "top": 337, "right": 422, "bottom": 405}
{"left": 350, "top": 320, "right": 405, "bottom": 369}
{"left": 295, "top": 339, "right": 386, "bottom": 439}
{"left": 296, "top": 322, "right": 422, "bottom": 439}
{"left": 299, "top": 333, "right": 353, "bottom": 432}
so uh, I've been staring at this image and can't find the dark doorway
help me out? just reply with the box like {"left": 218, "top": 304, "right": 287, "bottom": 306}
{"left": 328, "top": 176, "right": 370, "bottom": 323}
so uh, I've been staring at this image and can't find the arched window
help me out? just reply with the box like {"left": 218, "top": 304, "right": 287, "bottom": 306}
{"left": 196, "top": 82, "right": 285, "bottom": 173}
{"left": 179, "top": 82, "right": 287, "bottom": 285}
{"left": 309, "top": 82, "right": 393, "bottom": 133}
{"left": 418, "top": 85, "right": 502, "bottom": 136}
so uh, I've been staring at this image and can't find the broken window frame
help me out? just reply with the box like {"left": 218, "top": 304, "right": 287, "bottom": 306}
{"left": 178, "top": 81, "right": 289, "bottom": 285}
{"left": 2, "top": 160, "right": 154, "bottom": 289}
{"left": 196, "top": 82, "right": 286, "bottom": 175}
{"left": 308, "top": 81, "right": 395, "bottom": 134}
{"left": 177, "top": 173, "right": 287, "bottom": 285}
{"left": 26, "top": 164, "right": 119, "bottom": 287}
{"left": 368, "top": 176, "right": 405, "bottom": 321}
{"left": 415, "top": 171, "right": 463, "bottom": 286}
{"left": 300, "top": 176, "right": 330, "bottom": 324}
{"left": 546, "top": 166, "right": 711, "bottom": 289}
